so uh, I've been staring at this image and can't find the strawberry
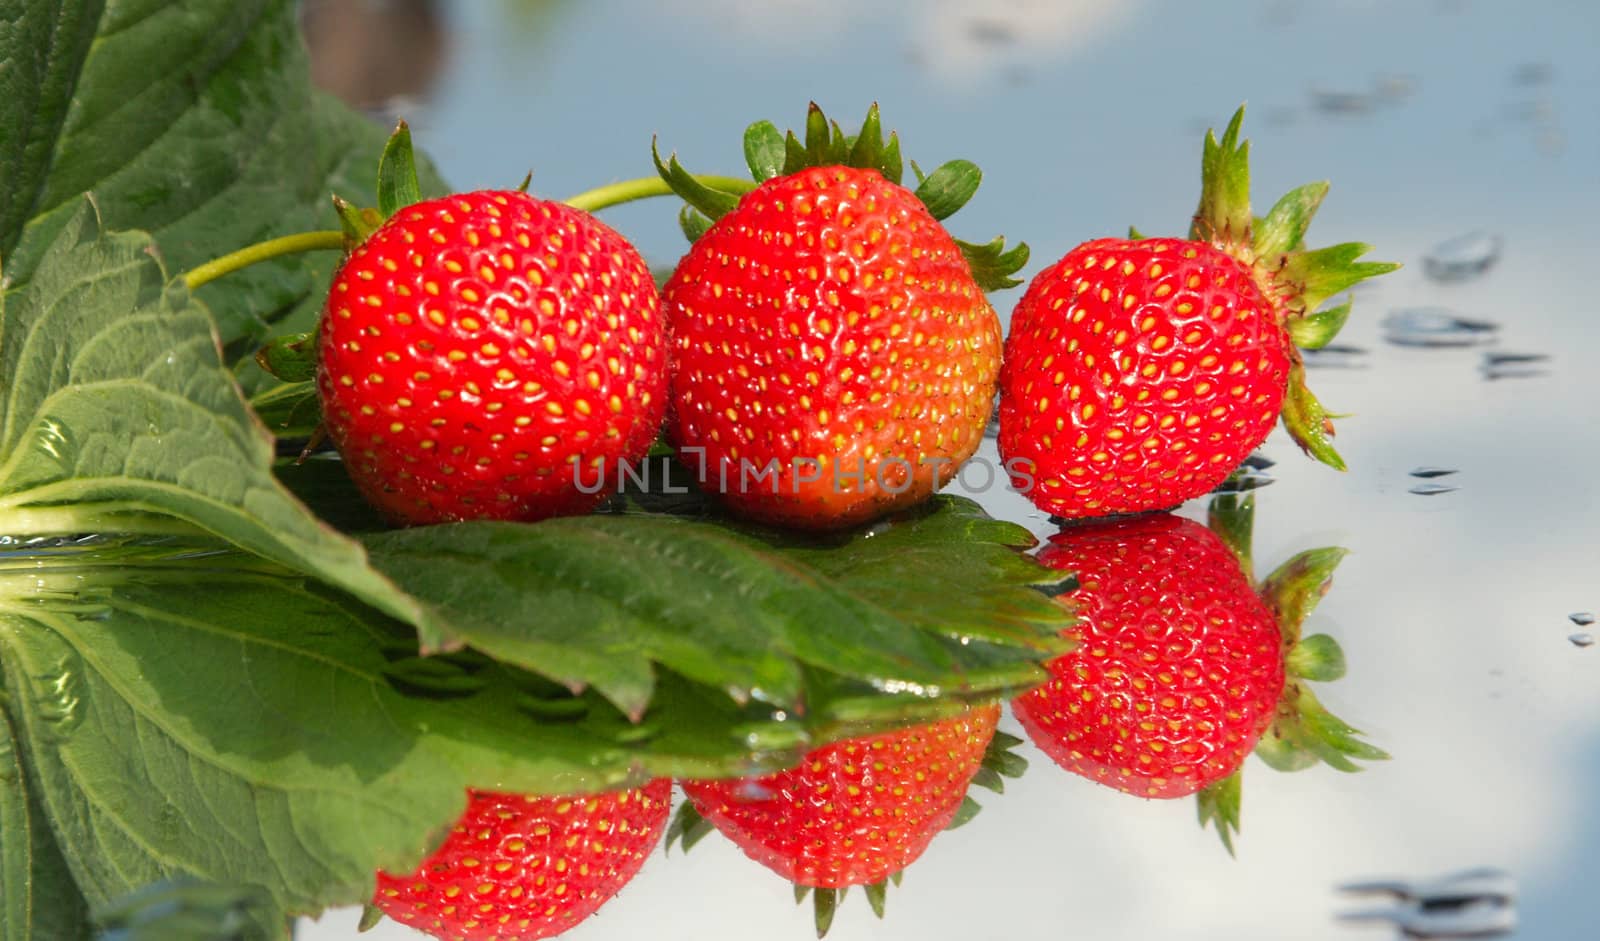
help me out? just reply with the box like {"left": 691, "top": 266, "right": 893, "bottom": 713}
{"left": 316, "top": 189, "right": 667, "bottom": 525}
{"left": 998, "top": 107, "right": 1398, "bottom": 519}
{"left": 653, "top": 104, "right": 1027, "bottom": 529}
{"left": 1014, "top": 490, "right": 1385, "bottom": 851}
{"left": 369, "top": 780, "right": 671, "bottom": 941}
{"left": 671, "top": 703, "right": 1022, "bottom": 934}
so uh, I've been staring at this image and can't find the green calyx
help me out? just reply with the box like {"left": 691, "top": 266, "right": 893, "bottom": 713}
{"left": 652, "top": 102, "right": 1029, "bottom": 291}
{"left": 1184, "top": 106, "right": 1400, "bottom": 470}
{"left": 1256, "top": 547, "right": 1389, "bottom": 773}
{"left": 1196, "top": 495, "right": 1387, "bottom": 854}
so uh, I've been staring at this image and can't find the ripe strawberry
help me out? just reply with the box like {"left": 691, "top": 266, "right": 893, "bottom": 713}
{"left": 999, "top": 107, "right": 1398, "bottom": 519}
{"left": 317, "top": 189, "right": 666, "bottom": 525}
{"left": 1012, "top": 514, "right": 1284, "bottom": 800}
{"left": 654, "top": 104, "right": 1027, "bottom": 529}
{"left": 370, "top": 780, "right": 671, "bottom": 941}
{"left": 1014, "top": 491, "right": 1385, "bottom": 851}
{"left": 672, "top": 703, "right": 1021, "bottom": 933}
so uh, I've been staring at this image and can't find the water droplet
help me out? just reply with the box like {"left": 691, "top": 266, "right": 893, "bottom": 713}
{"left": 32, "top": 655, "right": 86, "bottom": 742}
{"left": 1423, "top": 232, "right": 1503, "bottom": 283}
{"left": 1570, "top": 612, "right": 1595, "bottom": 627}
{"left": 1482, "top": 352, "right": 1551, "bottom": 381}
{"left": 1409, "top": 483, "right": 1458, "bottom": 496}
{"left": 964, "top": 18, "right": 1017, "bottom": 46}
{"left": 1212, "top": 473, "right": 1275, "bottom": 494}
{"left": 1300, "top": 344, "right": 1370, "bottom": 368}
{"left": 1569, "top": 633, "right": 1594, "bottom": 648}
{"left": 1381, "top": 307, "right": 1499, "bottom": 348}
{"left": 1410, "top": 467, "right": 1458, "bottom": 479}
{"left": 1310, "top": 87, "right": 1376, "bottom": 116}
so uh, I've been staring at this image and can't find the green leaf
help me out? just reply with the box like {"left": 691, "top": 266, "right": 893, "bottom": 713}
{"left": 0, "top": 1, "right": 445, "bottom": 351}
{"left": 1287, "top": 633, "right": 1348, "bottom": 682}
{"left": 1253, "top": 182, "right": 1329, "bottom": 259}
{"left": 359, "top": 498, "right": 1070, "bottom": 721}
{"left": 92, "top": 878, "right": 287, "bottom": 941}
{"left": 955, "top": 236, "right": 1031, "bottom": 292}
{"left": 743, "top": 121, "right": 787, "bottom": 183}
{"left": 375, "top": 121, "right": 422, "bottom": 219}
{"left": 863, "top": 879, "right": 889, "bottom": 919}
{"left": 1191, "top": 106, "right": 1253, "bottom": 246}
{"left": 652, "top": 139, "right": 741, "bottom": 222}
{"left": 0, "top": 199, "right": 421, "bottom": 631}
{"left": 1257, "top": 683, "right": 1390, "bottom": 774}
{"left": 252, "top": 332, "right": 317, "bottom": 384}
{"left": 664, "top": 800, "right": 715, "bottom": 855}
{"left": 1288, "top": 299, "right": 1353, "bottom": 350}
{"left": 1, "top": 679, "right": 93, "bottom": 941}
{"left": 1279, "top": 363, "right": 1347, "bottom": 471}
{"left": 679, "top": 205, "right": 714, "bottom": 243}
{"left": 813, "top": 886, "right": 841, "bottom": 938}
{"left": 945, "top": 795, "right": 983, "bottom": 830}
{"left": 847, "top": 104, "right": 903, "bottom": 185}
{"left": 1259, "top": 546, "right": 1349, "bottom": 644}
{"left": 248, "top": 382, "right": 321, "bottom": 440}
{"left": 1205, "top": 490, "right": 1256, "bottom": 581}
{"left": 1196, "top": 772, "right": 1242, "bottom": 857}
{"left": 913, "top": 160, "right": 982, "bottom": 221}
{"left": 1278, "top": 242, "right": 1401, "bottom": 314}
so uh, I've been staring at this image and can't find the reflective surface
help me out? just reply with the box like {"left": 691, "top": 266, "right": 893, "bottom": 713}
{"left": 300, "top": 1, "right": 1600, "bottom": 938}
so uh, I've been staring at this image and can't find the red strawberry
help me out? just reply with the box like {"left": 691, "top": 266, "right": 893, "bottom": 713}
{"left": 654, "top": 104, "right": 1026, "bottom": 530}
{"left": 317, "top": 189, "right": 667, "bottom": 525}
{"left": 371, "top": 780, "right": 671, "bottom": 941}
{"left": 673, "top": 703, "right": 1019, "bottom": 932}
{"left": 1012, "top": 514, "right": 1284, "bottom": 799}
{"left": 1014, "top": 492, "right": 1386, "bottom": 852}
{"left": 998, "top": 107, "right": 1398, "bottom": 519}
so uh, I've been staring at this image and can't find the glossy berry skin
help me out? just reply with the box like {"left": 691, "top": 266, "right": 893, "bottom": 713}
{"left": 372, "top": 780, "right": 671, "bottom": 941}
{"left": 998, "top": 237, "right": 1291, "bottom": 519}
{"left": 318, "top": 191, "right": 666, "bottom": 525}
{"left": 1012, "top": 515, "right": 1284, "bottom": 798}
{"left": 681, "top": 704, "right": 999, "bottom": 887}
{"left": 663, "top": 166, "right": 1001, "bottom": 530}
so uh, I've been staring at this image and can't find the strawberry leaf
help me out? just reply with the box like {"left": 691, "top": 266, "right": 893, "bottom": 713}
{"left": 679, "top": 205, "right": 714, "bottom": 243}
{"left": 957, "top": 235, "right": 1031, "bottom": 292}
{"left": 864, "top": 880, "right": 889, "bottom": 919}
{"left": 914, "top": 160, "right": 982, "bottom": 221}
{"left": 1279, "top": 242, "right": 1401, "bottom": 314}
{"left": 1287, "top": 633, "right": 1348, "bottom": 682}
{"left": 0, "top": 678, "right": 94, "bottom": 941}
{"left": 375, "top": 120, "right": 422, "bottom": 219}
{"left": 1205, "top": 490, "right": 1257, "bottom": 580}
{"left": 743, "top": 120, "right": 787, "bottom": 183}
{"left": 1253, "top": 181, "right": 1329, "bottom": 259}
{"left": 1280, "top": 364, "right": 1347, "bottom": 471}
{"left": 664, "top": 800, "right": 715, "bottom": 855}
{"left": 651, "top": 139, "right": 742, "bottom": 223}
{"left": 848, "top": 104, "right": 904, "bottom": 185}
{"left": 1288, "top": 298, "right": 1354, "bottom": 350}
{"left": 1260, "top": 546, "right": 1350, "bottom": 644}
{"left": 1258, "top": 684, "right": 1390, "bottom": 773}
{"left": 248, "top": 382, "right": 322, "bottom": 440}
{"left": 1191, "top": 106, "right": 1253, "bottom": 247}
{"left": 1196, "top": 772, "right": 1242, "bottom": 857}
{"left": 90, "top": 878, "right": 286, "bottom": 941}
{"left": 253, "top": 332, "right": 318, "bottom": 384}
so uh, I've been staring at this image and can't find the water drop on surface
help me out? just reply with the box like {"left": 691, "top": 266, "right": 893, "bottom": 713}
{"left": 1410, "top": 467, "right": 1458, "bottom": 479}
{"left": 1569, "top": 633, "right": 1594, "bottom": 648}
{"left": 1423, "top": 232, "right": 1503, "bottom": 283}
{"left": 1409, "top": 483, "right": 1459, "bottom": 496}
{"left": 1381, "top": 307, "right": 1499, "bottom": 348}
{"left": 1300, "top": 344, "right": 1370, "bottom": 368}
{"left": 1482, "top": 351, "right": 1551, "bottom": 381}
{"left": 1570, "top": 612, "right": 1595, "bottom": 627}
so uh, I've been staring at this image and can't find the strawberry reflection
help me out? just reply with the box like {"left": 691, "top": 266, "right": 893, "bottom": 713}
{"left": 1012, "top": 488, "right": 1386, "bottom": 852}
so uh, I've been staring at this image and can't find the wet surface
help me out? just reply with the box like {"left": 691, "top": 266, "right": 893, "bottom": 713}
{"left": 297, "top": 1, "right": 1600, "bottom": 939}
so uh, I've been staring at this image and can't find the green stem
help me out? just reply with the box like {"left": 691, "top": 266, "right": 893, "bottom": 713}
{"left": 562, "top": 175, "right": 756, "bottom": 213}
{"left": 181, "top": 230, "right": 346, "bottom": 291}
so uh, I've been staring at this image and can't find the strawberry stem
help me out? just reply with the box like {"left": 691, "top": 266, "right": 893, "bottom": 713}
{"left": 180, "top": 230, "right": 346, "bottom": 291}
{"left": 562, "top": 174, "right": 756, "bottom": 214}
